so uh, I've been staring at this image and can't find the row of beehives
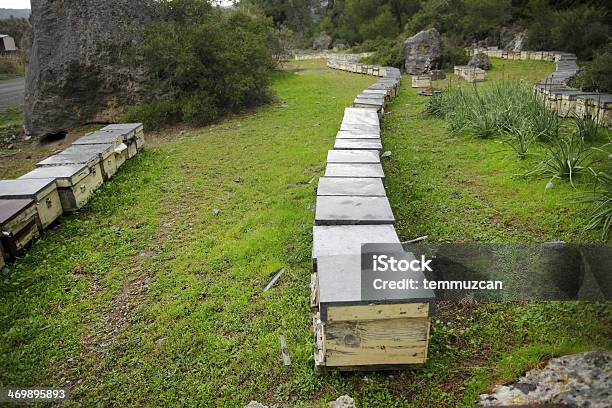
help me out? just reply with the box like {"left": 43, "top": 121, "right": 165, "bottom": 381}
{"left": 468, "top": 46, "right": 575, "bottom": 62}
{"left": 316, "top": 60, "right": 433, "bottom": 370}
{"left": 294, "top": 51, "right": 373, "bottom": 61}
{"left": 453, "top": 66, "right": 486, "bottom": 83}
{"left": 0, "top": 124, "right": 145, "bottom": 269}
{"left": 326, "top": 58, "right": 393, "bottom": 77}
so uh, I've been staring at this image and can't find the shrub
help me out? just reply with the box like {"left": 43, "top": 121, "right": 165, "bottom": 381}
{"left": 0, "top": 60, "right": 24, "bottom": 78}
{"left": 360, "top": 37, "right": 405, "bottom": 68}
{"left": 570, "top": 45, "right": 612, "bottom": 93}
{"left": 582, "top": 171, "right": 612, "bottom": 240}
{"left": 531, "top": 133, "right": 595, "bottom": 186}
{"left": 127, "top": 0, "right": 275, "bottom": 130}
{"left": 574, "top": 116, "right": 601, "bottom": 143}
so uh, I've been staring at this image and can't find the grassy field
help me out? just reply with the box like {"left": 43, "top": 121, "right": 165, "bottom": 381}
{"left": 0, "top": 59, "right": 610, "bottom": 407}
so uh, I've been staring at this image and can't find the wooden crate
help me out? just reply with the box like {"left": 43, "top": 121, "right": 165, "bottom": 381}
{"left": 411, "top": 76, "right": 431, "bottom": 88}
{"left": 0, "top": 198, "right": 40, "bottom": 258}
{"left": 312, "top": 254, "right": 434, "bottom": 370}
{"left": 0, "top": 180, "right": 62, "bottom": 230}
{"left": 54, "top": 144, "right": 118, "bottom": 180}
{"left": 19, "top": 163, "right": 104, "bottom": 212}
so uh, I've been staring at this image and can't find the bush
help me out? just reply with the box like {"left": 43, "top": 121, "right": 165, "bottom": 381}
{"left": 570, "top": 45, "right": 612, "bottom": 93}
{"left": 0, "top": 60, "right": 24, "bottom": 78}
{"left": 360, "top": 37, "right": 405, "bottom": 68}
{"left": 126, "top": 0, "right": 275, "bottom": 130}
{"left": 582, "top": 171, "right": 612, "bottom": 240}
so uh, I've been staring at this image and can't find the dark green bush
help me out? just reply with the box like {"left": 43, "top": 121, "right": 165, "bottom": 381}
{"left": 360, "top": 37, "right": 405, "bottom": 68}
{"left": 570, "top": 45, "right": 612, "bottom": 93}
{"left": 126, "top": 0, "right": 275, "bottom": 129}
{"left": 0, "top": 60, "right": 24, "bottom": 78}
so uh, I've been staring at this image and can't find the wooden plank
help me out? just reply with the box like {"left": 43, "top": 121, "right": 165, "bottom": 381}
{"left": 324, "top": 317, "right": 430, "bottom": 366}
{"left": 327, "top": 303, "right": 429, "bottom": 322}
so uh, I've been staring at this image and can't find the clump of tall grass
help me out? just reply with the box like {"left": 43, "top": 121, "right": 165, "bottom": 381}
{"left": 425, "top": 79, "right": 559, "bottom": 144}
{"left": 505, "top": 120, "right": 537, "bottom": 160}
{"left": 581, "top": 171, "right": 612, "bottom": 240}
{"left": 574, "top": 115, "right": 600, "bottom": 142}
{"left": 528, "top": 133, "right": 596, "bottom": 186}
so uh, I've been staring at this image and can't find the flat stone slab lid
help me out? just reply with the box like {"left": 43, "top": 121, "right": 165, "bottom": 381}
{"left": 325, "top": 163, "right": 385, "bottom": 178}
{"left": 344, "top": 107, "right": 379, "bottom": 122}
{"left": 340, "top": 123, "right": 380, "bottom": 133}
{"left": 19, "top": 164, "right": 90, "bottom": 185}
{"left": 315, "top": 195, "right": 395, "bottom": 225}
{"left": 327, "top": 150, "right": 380, "bottom": 164}
{"left": 102, "top": 123, "right": 143, "bottom": 132}
{"left": 336, "top": 130, "right": 380, "bottom": 139}
{"left": 37, "top": 152, "right": 100, "bottom": 167}
{"left": 312, "top": 224, "right": 400, "bottom": 259}
{"left": 577, "top": 93, "right": 612, "bottom": 104}
{"left": 356, "top": 93, "right": 386, "bottom": 101}
{"left": 61, "top": 143, "right": 114, "bottom": 158}
{"left": 316, "top": 254, "right": 435, "bottom": 307}
{"left": 354, "top": 98, "right": 384, "bottom": 108}
{"left": 334, "top": 139, "right": 382, "bottom": 150}
{"left": 73, "top": 130, "right": 124, "bottom": 146}
{"left": 0, "top": 179, "right": 57, "bottom": 198}
{"left": 362, "top": 89, "right": 388, "bottom": 96}
{"left": 0, "top": 198, "right": 36, "bottom": 225}
{"left": 317, "top": 177, "right": 386, "bottom": 197}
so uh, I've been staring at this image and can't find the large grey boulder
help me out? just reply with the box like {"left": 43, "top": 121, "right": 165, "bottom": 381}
{"left": 25, "top": 0, "right": 155, "bottom": 139}
{"left": 313, "top": 32, "right": 332, "bottom": 50}
{"left": 477, "top": 351, "right": 612, "bottom": 407}
{"left": 468, "top": 53, "right": 491, "bottom": 70}
{"left": 403, "top": 28, "right": 442, "bottom": 75}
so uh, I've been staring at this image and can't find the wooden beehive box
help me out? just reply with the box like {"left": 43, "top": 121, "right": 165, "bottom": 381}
{"left": 101, "top": 123, "right": 145, "bottom": 155}
{"left": 73, "top": 130, "right": 129, "bottom": 168}
{"left": 19, "top": 164, "right": 103, "bottom": 212}
{"left": 594, "top": 95, "right": 612, "bottom": 128}
{"left": 0, "top": 198, "right": 40, "bottom": 258}
{"left": 312, "top": 253, "right": 434, "bottom": 370}
{"left": 43, "top": 144, "right": 117, "bottom": 180}
{"left": 0, "top": 179, "right": 62, "bottom": 230}
{"left": 411, "top": 75, "right": 431, "bottom": 88}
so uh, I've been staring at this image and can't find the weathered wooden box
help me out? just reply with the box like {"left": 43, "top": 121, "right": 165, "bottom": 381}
{"left": 0, "top": 198, "right": 40, "bottom": 258}
{"left": 19, "top": 164, "right": 103, "bottom": 212}
{"left": 40, "top": 144, "right": 117, "bottom": 180}
{"left": 411, "top": 75, "right": 431, "bottom": 88}
{"left": 0, "top": 179, "right": 62, "bottom": 230}
{"left": 101, "top": 123, "right": 145, "bottom": 156}
{"left": 73, "top": 130, "right": 129, "bottom": 168}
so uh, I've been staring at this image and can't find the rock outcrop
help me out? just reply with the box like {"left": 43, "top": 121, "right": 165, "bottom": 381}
{"left": 403, "top": 28, "right": 442, "bottom": 75}
{"left": 468, "top": 53, "right": 491, "bottom": 70}
{"left": 25, "top": 0, "right": 155, "bottom": 139}
{"left": 477, "top": 351, "right": 612, "bottom": 407}
{"left": 313, "top": 32, "right": 333, "bottom": 50}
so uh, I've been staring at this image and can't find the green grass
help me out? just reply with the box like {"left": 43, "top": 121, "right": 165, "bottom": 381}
{"left": 0, "top": 59, "right": 610, "bottom": 408}
{"left": 0, "top": 103, "right": 22, "bottom": 127}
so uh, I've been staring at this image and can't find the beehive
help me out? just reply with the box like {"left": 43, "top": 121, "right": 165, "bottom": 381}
{"left": 0, "top": 198, "right": 40, "bottom": 258}
{"left": 411, "top": 75, "right": 431, "bottom": 88}
{"left": 0, "top": 179, "right": 62, "bottom": 230}
{"left": 19, "top": 164, "right": 103, "bottom": 212}
{"left": 40, "top": 144, "right": 117, "bottom": 180}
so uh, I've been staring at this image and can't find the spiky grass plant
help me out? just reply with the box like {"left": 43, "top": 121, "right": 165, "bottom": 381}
{"left": 532, "top": 133, "right": 596, "bottom": 186}
{"left": 581, "top": 171, "right": 612, "bottom": 240}
{"left": 506, "top": 121, "right": 537, "bottom": 159}
{"left": 574, "top": 115, "right": 600, "bottom": 142}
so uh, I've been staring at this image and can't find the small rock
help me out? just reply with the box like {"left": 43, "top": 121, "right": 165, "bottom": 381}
{"left": 329, "top": 395, "right": 356, "bottom": 408}
{"left": 234, "top": 177, "right": 242, "bottom": 183}
{"left": 245, "top": 402, "right": 268, "bottom": 408}
{"left": 212, "top": 209, "right": 221, "bottom": 216}
{"left": 7, "top": 144, "right": 14, "bottom": 150}
{"left": 545, "top": 181, "right": 554, "bottom": 190}
{"left": 24, "top": 135, "right": 32, "bottom": 141}
{"left": 154, "top": 337, "right": 166, "bottom": 345}
{"left": 381, "top": 151, "right": 392, "bottom": 158}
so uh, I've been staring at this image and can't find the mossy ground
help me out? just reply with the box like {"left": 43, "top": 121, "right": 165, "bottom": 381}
{"left": 0, "top": 59, "right": 610, "bottom": 407}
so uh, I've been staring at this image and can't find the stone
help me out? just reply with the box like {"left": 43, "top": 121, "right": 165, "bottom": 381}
{"left": 244, "top": 402, "right": 268, "bottom": 408}
{"left": 312, "top": 224, "right": 400, "bottom": 260}
{"left": 329, "top": 395, "right": 356, "bottom": 408}
{"left": 404, "top": 28, "right": 442, "bottom": 75}
{"left": 325, "top": 163, "right": 384, "bottom": 178}
{"left": 25, "top": 1, "right": 155, "bottom": 139}
{"left": 468, "top": 53, "right": 492, "bottom": 70}
{"left": 327, "top": 150, "right": 380, "bottom": 164}
{"left": 313, "top": 32, "right": 332, "bottom": 50}
{"left": 317, "top": 177, "right": 386, "bottom": 197}
{"left": 428, "top": 69, "right": 446, "bottom": 80}
{"left": 334, "top": 139, "right": 382, "bottom": 151}
{"left": 315, "top": 196, "right": 395, "bottom": 225}
{"left": 336, "top": 130, "right": 380, "bottom": 139}
{"left": 477, "top": 351, "right": 612, "bottom": 408}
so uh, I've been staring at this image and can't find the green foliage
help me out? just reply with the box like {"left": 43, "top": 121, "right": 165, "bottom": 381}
{"left": 0, "top": 16, "right": 30, "bottom": 45}
{"left": 524, "top": 2, "right": 610, "bottom": 60}
{"left": 532, "top": 133, "right": 596, "bottom": 186}
{"left": 360, "top": 37, "right": 405, "bottom": 68}
{"left": 506, "top": 120, "right": 537, "bottom": 160}
{"left": 574, "top": 115, "right": 601, "bottom": 143}
{"left": 582, "top": 171, "right": 612, "bottom": 240}
{"left": 127, "top": 0, "right": 275, "bottom": 129}
{"left": 570, "top": 45, "right": 612, "bottom": 93}
{"left": 0, "top": 59, "right": 24, "bottom": 78}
